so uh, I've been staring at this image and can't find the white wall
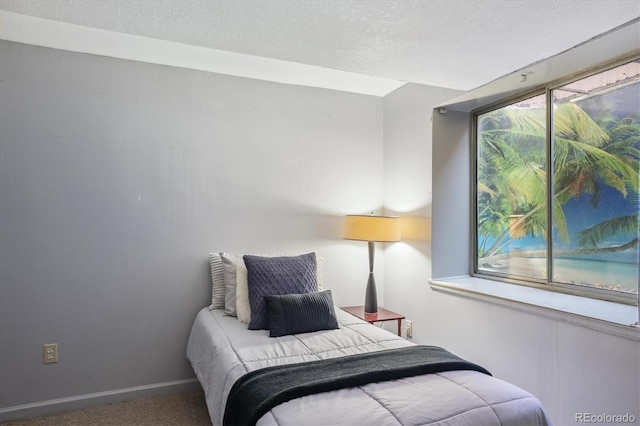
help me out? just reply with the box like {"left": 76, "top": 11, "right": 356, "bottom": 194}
{"left": 381, "top": 82, "right": 462, "bottom": 329}
{"left": 382, "top": 83, "right": 640, "bottom": 425}
{"left": 0, "top": 40, "right": 385, "bottom": 416}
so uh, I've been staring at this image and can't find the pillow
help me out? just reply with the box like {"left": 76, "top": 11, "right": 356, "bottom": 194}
{"left": 243, "top": 253, "right": 318, "bottom": 330}
{"left": 236, "top": 254, "right": 279, "bottom": 324}
{"left": 265, "top": 290, "right": 339, "bottom": 337}
{"left": 235, "top": 254, "right": 325, "bottom": 324}
{"left": 208, "top": 253, "right": 225, "bottom": 310}
{"left": 235, "top": 262, "right": 251, "bottom": 323}
{"left": 220, "top": 253, "right": 242, "bottom": 316}
{"left": 316, "top": 256, "right": 324, "bottom": 292}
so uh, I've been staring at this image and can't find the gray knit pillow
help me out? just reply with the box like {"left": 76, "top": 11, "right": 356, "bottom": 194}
{"left": 244, "top": 253, "right": 318, "bottom": 330}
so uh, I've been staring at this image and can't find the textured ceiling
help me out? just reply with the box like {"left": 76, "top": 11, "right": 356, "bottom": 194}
{"left": 0, "top": 0, "right": 638, "bottom": 91}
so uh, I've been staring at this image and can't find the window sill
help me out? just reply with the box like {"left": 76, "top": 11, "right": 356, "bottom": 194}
{"left": 429, "top": 276, "right": 640, "bottom": 341}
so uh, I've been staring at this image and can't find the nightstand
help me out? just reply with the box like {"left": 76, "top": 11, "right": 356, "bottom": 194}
{"left": 340, "top": 305, "right": 405, "bottom": 337}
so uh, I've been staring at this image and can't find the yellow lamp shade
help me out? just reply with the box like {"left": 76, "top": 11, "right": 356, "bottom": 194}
{"left": 343, "top": 215, "right": 401, "bottom": 242}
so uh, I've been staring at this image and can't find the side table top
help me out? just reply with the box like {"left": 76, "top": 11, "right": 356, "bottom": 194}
{"left": 341, "top": 305, "right": 405, "bottom": 322}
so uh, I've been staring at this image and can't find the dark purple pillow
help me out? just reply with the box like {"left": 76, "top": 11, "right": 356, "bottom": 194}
{"left": 265, "top": 290, "right": 338, "bottom": 337}
{"left": 243, "top": 253, "right": 318, "bottom": 330}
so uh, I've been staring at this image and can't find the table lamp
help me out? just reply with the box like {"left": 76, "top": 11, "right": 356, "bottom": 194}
{"left": 344, "top": 214, "right": 401, "bottom": 315}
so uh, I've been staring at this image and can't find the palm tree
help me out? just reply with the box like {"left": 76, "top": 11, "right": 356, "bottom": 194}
{"left": 571, "top": 112, "right": 640, "bottom": 253}
{"left": 477, "top": 103, "right": 639, "bottom": 261}
{"left": 477, "top": 105, "right": 547, "bottom": 257}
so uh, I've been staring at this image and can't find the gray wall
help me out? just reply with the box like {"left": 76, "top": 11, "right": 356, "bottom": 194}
{"left": 431, "top": 109, "right": 471, "bottom": 278}
{"left": 0, "top": 40, "right": 385, "bottom": 414}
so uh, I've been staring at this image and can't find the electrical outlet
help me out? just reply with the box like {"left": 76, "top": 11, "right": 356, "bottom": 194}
{"left": 405, "top": 320, "right": 413, "bottom": 339}
{"left": 43, "top": 343, "right": 58, "bottom": 364}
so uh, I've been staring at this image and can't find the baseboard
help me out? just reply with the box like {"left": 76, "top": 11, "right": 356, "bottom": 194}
{"left": 0, "top": 378, "right": 200, "bottom": 422}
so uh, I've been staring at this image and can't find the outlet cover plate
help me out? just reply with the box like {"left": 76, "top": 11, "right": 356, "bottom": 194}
{"left": 43, "top": 343, "right": 58, "bottom": 364}
{"left": 406, "top": 320, "right": 413, "bottom": 339}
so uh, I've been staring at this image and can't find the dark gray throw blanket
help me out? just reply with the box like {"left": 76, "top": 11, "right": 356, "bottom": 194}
{"left": 223, "top": 345, "right": 492, "bottom": 426}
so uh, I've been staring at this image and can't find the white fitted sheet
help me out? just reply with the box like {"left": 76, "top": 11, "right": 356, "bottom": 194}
{"left": 186, "top": 307, "right": 552, "bottom": 426}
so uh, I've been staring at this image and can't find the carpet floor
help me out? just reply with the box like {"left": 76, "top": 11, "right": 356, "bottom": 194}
{"left": 2, "top": 390, "right": 212, "bottom": 426}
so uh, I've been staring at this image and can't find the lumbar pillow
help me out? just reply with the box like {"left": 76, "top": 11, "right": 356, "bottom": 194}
{"left": 208, "top": 253, "right": 226, "bottom": 310}
{"left": 243, "top": 253, "right": 318, "bottom": 330}
{"left": 265, "top": 290, "right": 339, "bottom": 337}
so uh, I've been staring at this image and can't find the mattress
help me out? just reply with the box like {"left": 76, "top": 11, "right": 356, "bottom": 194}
{"left": 186, "top": 307, "right": 552, "bottom": 425}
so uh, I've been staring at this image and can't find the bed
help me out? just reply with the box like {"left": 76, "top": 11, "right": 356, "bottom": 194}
{"left": 187, "top": 252, "right": 552, "bottom": 425}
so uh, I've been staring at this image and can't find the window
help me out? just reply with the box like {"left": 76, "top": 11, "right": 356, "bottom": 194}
{"left": 474, "top": 58, "right": 640, "bottom": 304}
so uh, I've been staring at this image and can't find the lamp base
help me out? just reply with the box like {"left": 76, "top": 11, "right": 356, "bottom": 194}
{"left": 364, "top": 273, "right": 378, "bottom": 315}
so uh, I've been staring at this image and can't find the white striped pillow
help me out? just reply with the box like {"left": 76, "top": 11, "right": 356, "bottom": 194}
{"left": 208, "top": 253, "right": 226, "bottom": 310}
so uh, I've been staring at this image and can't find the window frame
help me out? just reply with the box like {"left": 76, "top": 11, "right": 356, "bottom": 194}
{"left": 471, "top": 54, "right": 640, "bottom": 306}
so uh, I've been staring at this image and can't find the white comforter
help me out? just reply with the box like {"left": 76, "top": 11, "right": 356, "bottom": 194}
{"left": 186, "top": 307, "right": 552, "bottom": 426}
